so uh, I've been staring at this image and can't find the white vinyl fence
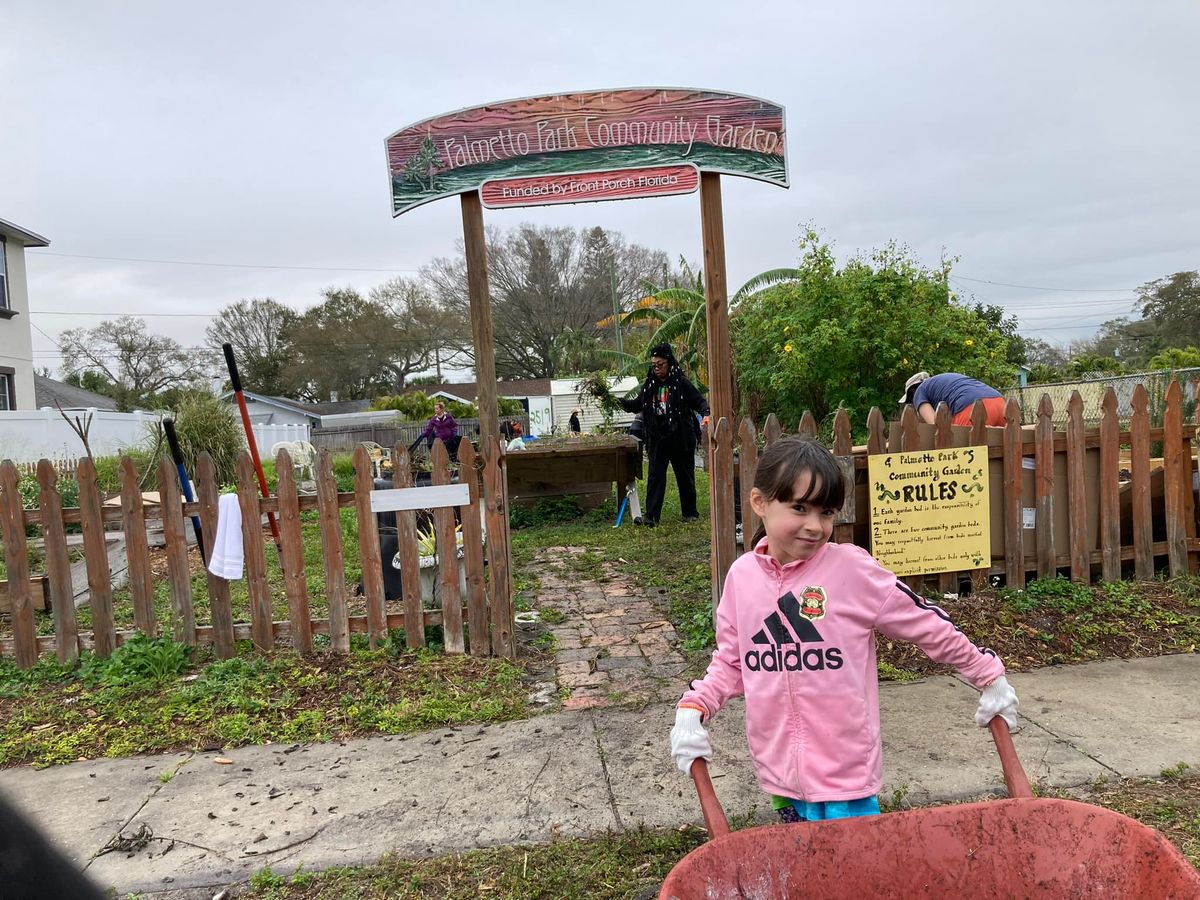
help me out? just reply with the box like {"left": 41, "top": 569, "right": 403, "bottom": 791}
{"left": 252, "top": 422, "right": 310, "bottom": 450}
{"left": 0, "top": 409, "right": 158, "bottom": 464}
{"left": 0, "top": 409, "right": 308, "bottom": 466}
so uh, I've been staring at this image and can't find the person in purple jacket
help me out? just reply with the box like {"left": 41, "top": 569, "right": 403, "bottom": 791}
{"left": 420, "top": 402, "right": 460, "bottom": 457}
{"left": 670, "top": 437, "right": 1019, "bottom": 824}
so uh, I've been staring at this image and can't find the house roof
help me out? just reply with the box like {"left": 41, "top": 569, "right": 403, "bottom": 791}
{"left": 305, "top": 399, "right": 372, "bottom": 416}
{"left": 34, "top": 375, "right": 118, "bottom": 410}
{"left": 222, "top": 391, "right": 322, "bottom": 421}
{"left": 0, "top": 218, "right": 50, "bottom": 248}
{"left": 221, "top": 391, "right": 373, "bottom": 419}
{"left": 418, "top": 379, "right": 551, "bottom": 401}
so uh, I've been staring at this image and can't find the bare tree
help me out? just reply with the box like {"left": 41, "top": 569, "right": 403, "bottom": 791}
{"left": 205, "top": 298, "right": 299, "bottom": 396}
{"left": 368, "top": 276, "right": 469, "bottom": 385}
{"left": 58, "top": 316, "right": 193, "bottom": 410}
{"left": 424, "top": 224, "right": 670, "bottom": 379}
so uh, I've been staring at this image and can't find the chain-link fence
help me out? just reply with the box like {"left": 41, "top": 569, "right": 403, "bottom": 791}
{"left": 1005, "top": 368, "right": 1200, "bottom": 426}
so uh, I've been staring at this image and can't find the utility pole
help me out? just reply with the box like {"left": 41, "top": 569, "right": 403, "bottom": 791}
{"left": 610, "top": 264, "right": 623, "bottom": 357}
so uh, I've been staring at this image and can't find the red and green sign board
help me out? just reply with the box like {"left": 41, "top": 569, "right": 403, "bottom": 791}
{"left": 385, "top": 88, "right": 787, "bottom": 216}
{"left": 481, "top": 164, "right": 699, "bottom": 209}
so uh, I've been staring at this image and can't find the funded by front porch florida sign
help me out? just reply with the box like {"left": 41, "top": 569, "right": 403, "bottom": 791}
{"left": 385, "top": 88, "right": 787, "bottom": 215}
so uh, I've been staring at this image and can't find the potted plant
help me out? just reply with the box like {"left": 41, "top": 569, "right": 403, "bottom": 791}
{"left": 415, "top": 522, "right": 467, "bottom": 609}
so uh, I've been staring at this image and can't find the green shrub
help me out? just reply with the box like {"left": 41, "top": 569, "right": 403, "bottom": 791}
{"left": 332, "top": 455, "right": 356, "bottom": 491}
{"left": 168, "top": 393, "right": 246, "bottom": 486}
{"left": 77, "top": 635, "right": 192, "bottom": 688}
{"left": 371, "top": 391, "right": 475, "bottom": 420}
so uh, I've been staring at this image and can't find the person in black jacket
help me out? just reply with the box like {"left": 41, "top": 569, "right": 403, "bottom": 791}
{"left": 619, "top": 343, "right": 710, "bottom": 526}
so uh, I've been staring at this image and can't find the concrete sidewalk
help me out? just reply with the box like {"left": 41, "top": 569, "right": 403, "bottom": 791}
{"left": 1, "top": 654, "right": 1197, "bottom": 897}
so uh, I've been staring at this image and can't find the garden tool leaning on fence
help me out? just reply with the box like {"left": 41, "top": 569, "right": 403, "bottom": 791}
{"left": 614, "top": 482, "right": 644, "bottom": 527}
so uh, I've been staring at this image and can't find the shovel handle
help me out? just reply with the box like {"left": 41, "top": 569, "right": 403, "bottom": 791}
{"left": 988, "top": 716, "right": 1033, "bottom": 799}
{"left": 689, "top": 759, "right": 731, "bottom": 838}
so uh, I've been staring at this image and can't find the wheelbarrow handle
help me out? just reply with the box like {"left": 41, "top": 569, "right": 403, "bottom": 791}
{"left": 689, "top": 720, "right": 1032, "bottom": 839}
{"left": 689, "top": 759, "right": 731, "bottom": 838}
{"left": 988, "top": 716, "right": 1034, "bottom": 799}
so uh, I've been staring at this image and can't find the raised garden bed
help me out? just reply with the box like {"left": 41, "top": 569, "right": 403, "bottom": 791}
{"left": 505, "top": 435, "right": 642, "bottom": 509}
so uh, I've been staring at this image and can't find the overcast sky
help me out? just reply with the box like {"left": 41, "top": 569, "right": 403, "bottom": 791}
{"left": 5, "top": 1, "right": 1197, "bottom": 379}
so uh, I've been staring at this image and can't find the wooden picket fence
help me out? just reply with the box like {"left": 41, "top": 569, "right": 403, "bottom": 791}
{"left": 709, "top": 381, "right": 1199, "bottom": 602}
{"left": 0, "top": 437, "right": 514, "bottom": 669}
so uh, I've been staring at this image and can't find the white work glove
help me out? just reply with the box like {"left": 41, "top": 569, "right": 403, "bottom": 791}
{"left": 975, "top": 675, "right": 1020, "bottom": 730}
{"left": 670, "top": 706, "right": 712, "bottom": 775}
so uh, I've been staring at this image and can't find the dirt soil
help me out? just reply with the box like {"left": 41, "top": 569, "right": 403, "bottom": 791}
{"left": 878, "top": 581, "right": 1200, "bottom": 676}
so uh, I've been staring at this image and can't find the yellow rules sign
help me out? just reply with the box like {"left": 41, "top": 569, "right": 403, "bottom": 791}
{"left": 867, "top": 446, "right": 990, "bottom": 577}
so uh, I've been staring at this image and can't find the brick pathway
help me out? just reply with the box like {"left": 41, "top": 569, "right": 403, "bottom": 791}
{"left": 532, "top": 547, "right": 690, "bottom": 710}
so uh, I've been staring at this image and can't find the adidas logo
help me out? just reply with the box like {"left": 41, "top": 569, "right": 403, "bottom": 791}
{"left": 744, "top": 592, "right": 844, "bottom": 673}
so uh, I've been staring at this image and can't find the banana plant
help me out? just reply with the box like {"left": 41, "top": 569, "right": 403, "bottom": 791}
{"left": 596, "top": 258, "right": 801, "bottom": 389}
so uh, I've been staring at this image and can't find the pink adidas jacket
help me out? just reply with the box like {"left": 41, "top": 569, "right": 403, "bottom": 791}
{"left": 679, "top": 539, "right": 1005, "bottom": 803}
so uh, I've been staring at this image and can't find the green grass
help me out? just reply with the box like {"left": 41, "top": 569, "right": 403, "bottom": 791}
{"left": 244, "top": 825, "right": 710, "bottom": 899}
{"left": 240, "top": 771, "right": 1200, "bottom": 897}
{"left": 0, "top": 637, "right": 528, "bottom": 767}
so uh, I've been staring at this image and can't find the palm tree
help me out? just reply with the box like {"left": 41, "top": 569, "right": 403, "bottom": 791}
{"left": 597, "top": 258, "right": 801, "bottom": 388}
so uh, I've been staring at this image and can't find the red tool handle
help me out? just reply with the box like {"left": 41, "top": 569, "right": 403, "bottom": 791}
{"left": 224, "top": 343, "right": 282, "bottom": 549}
{"left": 689, "top": 716, "right": 1031, "bottom": 840}
{"left": 988, "top": 716, "right": 1033, "bottom": 799}
{"left": 689, "top": 759, "right": 730, "bottom": 838}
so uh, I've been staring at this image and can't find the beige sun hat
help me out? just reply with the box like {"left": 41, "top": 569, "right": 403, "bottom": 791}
{"left": 899, "top": 371, "right": 930, "bottom": 404}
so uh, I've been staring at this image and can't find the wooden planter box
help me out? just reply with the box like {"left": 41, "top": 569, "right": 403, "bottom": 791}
{"left": 505, "top": 437, "right": 642, "bottom": 509}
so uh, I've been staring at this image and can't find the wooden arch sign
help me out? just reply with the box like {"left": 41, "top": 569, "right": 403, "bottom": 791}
{"left": 385, "top": 89, "right": 787, "bottom": 603}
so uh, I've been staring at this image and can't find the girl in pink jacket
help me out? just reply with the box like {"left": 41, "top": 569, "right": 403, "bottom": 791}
{"left": 670, "top": 438, "right": 1019, "bottom": 823}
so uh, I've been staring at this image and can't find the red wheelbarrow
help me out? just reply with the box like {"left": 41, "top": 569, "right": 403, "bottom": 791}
{"left": 661, "top": 719, "right": 1200, "bottom": 898}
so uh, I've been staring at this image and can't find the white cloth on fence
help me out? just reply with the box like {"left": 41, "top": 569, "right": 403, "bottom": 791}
{"left": 207, "top": 493, "right": 244, "bottom": 580}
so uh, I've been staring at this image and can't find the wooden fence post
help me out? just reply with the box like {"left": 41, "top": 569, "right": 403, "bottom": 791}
{"left": 77, "top": 457, "right": 116, "bottom": 657}
{"left": 763, "top": 413, "right": 782, "bottom": 448}
{"left": 711, "top": 418, "right": 737, "bottom": 609}
{"left": 36, "top": 461, "right": 77, "bottom": 663}
{"left": 1003, "top": 398, "right": 1025, "bottom": 590}
{"left": 431, "top": 439, "right": 465, "bottom": 654}
{"left": 866, "top": 407, "right": 885, "bottom": 455}
{"left": 1098, "top": 390, "right": 1122, "bottom": 582}
{"left": 196, "top": 453, "right": 235, "bottom": 659}
{"left": 739, "top": 419, "right": 760, "bottom": 553}
{"left": 1066, "top": 392, "right": 1090, "bottom": 582}
{"left": 157, "top": 458, "right": 195, "bottom": 645}
{"left": 1130, "top": 384, "right": 1154, "bottom": 580}
{"left": 316, "top": 450, "right": 349, "bottom": 653}
{"left": 934, "top": 404, "right": 957, "bottom": 595}
{"left": 392, "top": 446, "right": 425, "bottom": 651}
{"left": 798, "top": 411, "right": 817, "bottom": 439}
{"left": 900, "top": 405, "right": 924, "bottom": 592}
{"left": 119, "top": 457, "right": 156, "bottom": 637}
{"left": 831, "top": 410, "right": 852, "bottom": 546}
{"left": 457, "top": 441, "right": 489, "bottom": 656}
{"left": 353, "top": 445, "right": 386, "bottom": 649}
{"left": 236, "top": 454, "right": 273, "bottom": 652}
{"left": 0, "top": 461, "right": 37, "bottom": 667}
{"left": 274, "top": 449, "right": 312, "bottom": 653}
{"left": 1034, "top": 395, "right": 1056, "bottom": 579}
{"left": 1162, "top": 380, "right": 1188, "bottom": 577}
{"left": 482, "top": 436, "right": 514, "bottom": 658}
{"left": 967, "top": 401, "right": 991, "bottom": 593}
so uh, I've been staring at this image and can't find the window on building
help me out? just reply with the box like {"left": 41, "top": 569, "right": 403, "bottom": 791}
{"left": 0, "top": 369, "right": 13, "bottom": 410}
{"left": 0, "top": 238, "right": 7, "bottom": 310}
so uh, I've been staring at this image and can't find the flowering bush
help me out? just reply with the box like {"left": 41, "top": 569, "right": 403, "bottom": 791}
{"left": 732, "top": 231, "right": 1014, "bottom": 427}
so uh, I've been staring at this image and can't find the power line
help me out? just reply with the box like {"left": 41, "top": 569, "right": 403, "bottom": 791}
{"left": 952, "top": 274, "right": 1138, "bottom": 293}
{"left": 29, "top": 250, "right": 421, "bottom": 274}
